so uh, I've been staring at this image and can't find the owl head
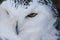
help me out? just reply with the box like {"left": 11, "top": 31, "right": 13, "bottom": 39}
{"left": 0, "top": 0, "right": 59, "bottom": 40}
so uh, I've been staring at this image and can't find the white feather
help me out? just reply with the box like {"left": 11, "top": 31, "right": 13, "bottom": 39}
{"left": 0, "top": 0, "right": 59, "bottom": 40}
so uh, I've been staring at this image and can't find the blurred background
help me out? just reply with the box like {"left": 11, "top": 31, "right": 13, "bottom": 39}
{"left": 52, "top": 0, "right": 60, "bottom": 18}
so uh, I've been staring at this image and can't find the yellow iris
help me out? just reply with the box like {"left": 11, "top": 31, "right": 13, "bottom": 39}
{"left": 27, "top": 13, "right": 37, "bottom": 17}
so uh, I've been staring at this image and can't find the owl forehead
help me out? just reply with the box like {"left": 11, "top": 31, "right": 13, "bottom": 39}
{"left": 9, "top": 0, "right": 52, "bottom": 8}
{"left": 1, "top": 0, "right": 57, "bottom": 15}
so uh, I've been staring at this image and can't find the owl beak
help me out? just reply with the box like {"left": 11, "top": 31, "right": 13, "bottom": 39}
{"left": 17, "top": 17, "right": 25, "bottom": 32}
{"left": 18, "top": 16, "right": 25, "bottom": 26}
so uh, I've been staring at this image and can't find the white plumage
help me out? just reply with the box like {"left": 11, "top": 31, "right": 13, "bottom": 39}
{"left": 0, "top": 0, "right": 59, "bottom": 40}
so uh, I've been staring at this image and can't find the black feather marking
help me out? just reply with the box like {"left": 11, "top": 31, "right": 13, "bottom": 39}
{"left": 16, "top": 21, "right": 19, "bottom": 35}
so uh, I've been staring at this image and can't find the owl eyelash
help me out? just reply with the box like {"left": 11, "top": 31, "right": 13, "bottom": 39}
{"left": 26, "top": 13, "right": 37, "bottom": 18}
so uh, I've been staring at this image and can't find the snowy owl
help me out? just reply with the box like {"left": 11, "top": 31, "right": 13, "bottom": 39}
{"left": 0, "top": 0, "right": 60, "bottom": 40}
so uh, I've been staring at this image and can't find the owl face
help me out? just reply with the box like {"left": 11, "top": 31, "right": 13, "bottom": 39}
{"left": 1, "top": 0, "right": 57, "bottom": 34}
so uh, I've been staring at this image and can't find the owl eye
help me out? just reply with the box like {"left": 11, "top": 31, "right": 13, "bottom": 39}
{"left": 26, "top": 13, "right": 37, "bottom": 18}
